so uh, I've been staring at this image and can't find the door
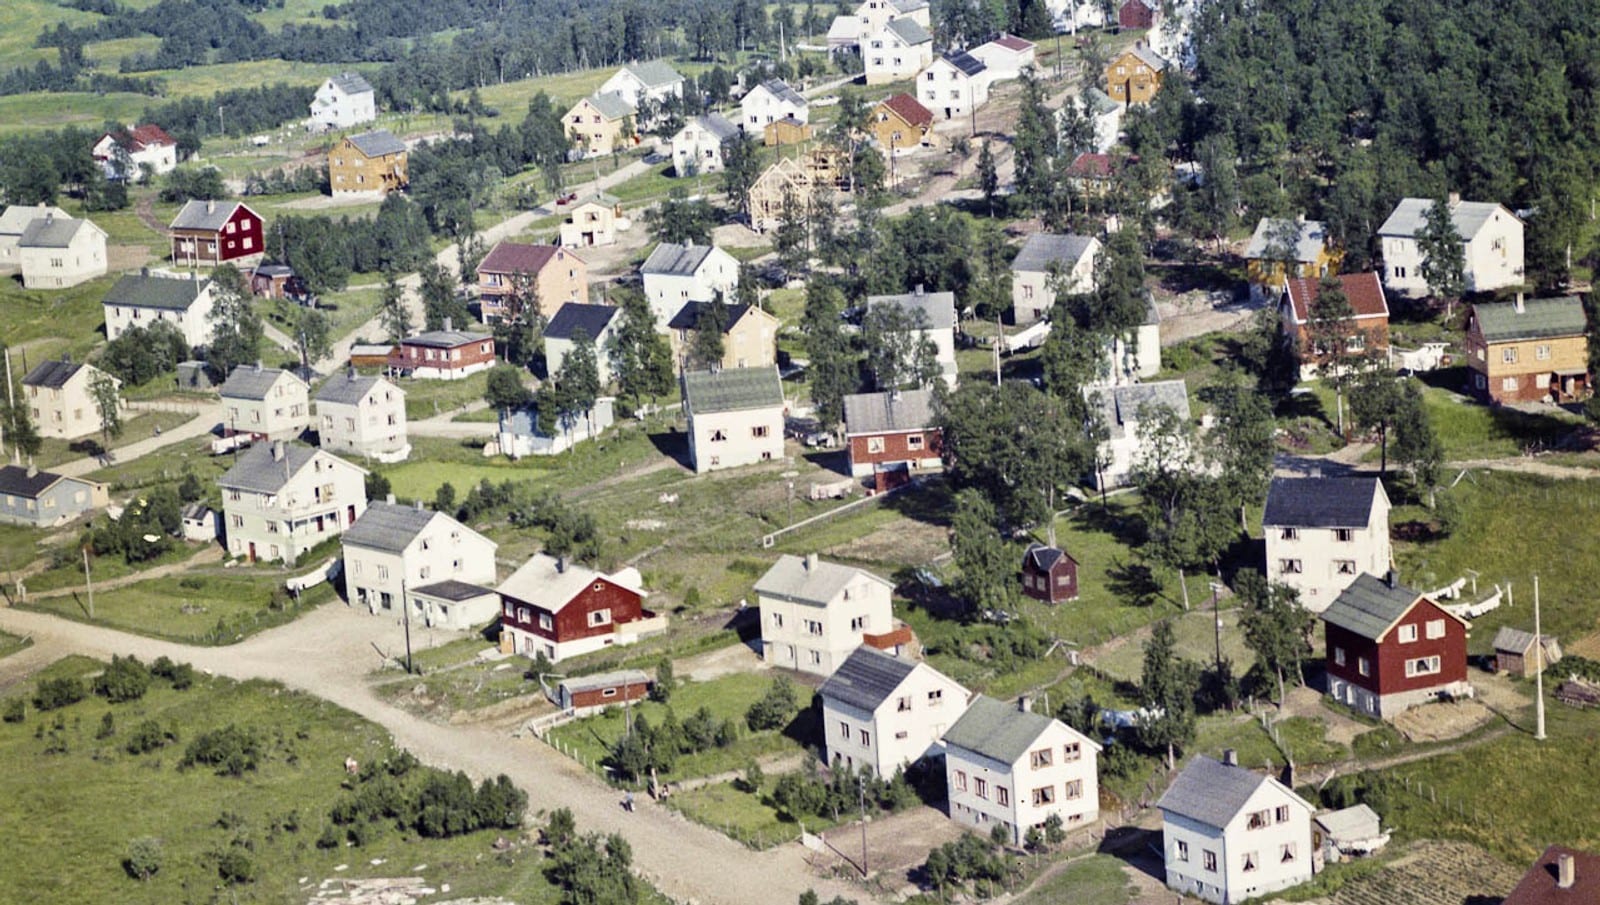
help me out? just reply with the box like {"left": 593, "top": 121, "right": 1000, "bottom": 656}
{"left": 247, "top": 542, "right": 257, "bottom": 562}
{"left": 347, "top": 505, "right": 356, "bottom": 526}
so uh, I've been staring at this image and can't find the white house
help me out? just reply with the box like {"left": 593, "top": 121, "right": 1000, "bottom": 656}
{"left": 942, "top": 696, "right": 1101, "bottom": 845}
{"left": 221, "top": 364, "right": 311, "bottom": 442}
{"left": 341, "top": 499, "right": 498, "bottom": 618}
{"left": 22, "top": 358, "right": 119, "bottom": 442}
{"left": 408, "top": 580, "right": 502, "bottom": 632}
{"left": 1376, "top": 196, "right": 1524, "bottom": 297}
{"left": 1084, "top": 380, "right": 1189, "bottom": 490}
{"left": 641, "top": 242, "right": 740, "bottom": 329}
{"left": 544, "top": 303, "right": 622, "bottom": 384}
{"left": 1157, "top": 753, "right": 1318, "bottom": 905}
{"left": 670, "top": 113, "right": 740, "bottom": 177}
{"left": 91, "top": 124, "right": 179, "bottom": 179}
{"left": 818, "top": 646, "right": 969, "bottom": 778}
{"left": 17, "top": 213, "right": 107, "bottom": 290}
{"left": 599, "top": 60, "right": 686, "bottom": 108}
{"left": 754, "top": 553, "right": 897, "bottom": 677}
{"left": 309, "top": 72, "right": 377, "bottom": 130}
{"left": 497, "top": 397, "right": 617, "bottom": 458}
{"left": 102, "top": 270, "right": 216, "bottom": 348}
{"left": 918, "top": 50, "right": 989, "bottom": 121}
{"left": 1011, "top": 232, "right": 1101, "bottom": 324}
{"left": 219, "top": 442, "right": 368, "bottom": 564}
{"left": 866, "top": 287, "right": 959, "bottom": 388}
{"left": 969, "top": 34, "right": 1036, "bottom": 81}
{"left": 682, "top": 366, "right": 786, "bottom": 473}
{"left": 0, "top": 204, "right": 68, "bottom": 273}
{"left": 1074, "top": 88, "right": 1124, "bottom": 154}
{"left": 314, "top": 372, "right": 409, "bottom": 463}
{"left": 1261, "top": 476, "right": 1392, "bottom": 613}
{"left": 740, "top": 80, "right": 808, "bottom": 133}
{"left": 1108, "top": 292, "right": 1163, "bottom": 382}
{"left": 862, "top": 18, "right": 934, "bottom": 86}
{"left": 830, "top": 0, "right": 931, "bottom": 49}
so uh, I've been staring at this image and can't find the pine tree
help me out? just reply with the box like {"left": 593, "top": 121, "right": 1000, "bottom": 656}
{"left": 687, "top": 302, "right": 729, "bottom": 371}
{"left": 1417, "top": 196, "right": 1466, "bottom": 307}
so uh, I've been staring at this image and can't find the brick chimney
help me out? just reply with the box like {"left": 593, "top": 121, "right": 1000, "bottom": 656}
{"left": 1559, "top": 852, "right": 1576, "bottom": 889}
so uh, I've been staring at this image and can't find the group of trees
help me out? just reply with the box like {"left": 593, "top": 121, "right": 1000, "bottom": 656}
{"left": 323, "top": 752, "right": 525, "bottom": 845}
{"left": 542, "top": 808, "right": 648, "bottom": 905}
{"left": 607, "top": 706, "right": 739, "bottom": 782}
{"left": 768, "top": 761, "right": 918, "bottom": 824}
{"left": 268, "top": 196, "right": 435, "bottom": 294}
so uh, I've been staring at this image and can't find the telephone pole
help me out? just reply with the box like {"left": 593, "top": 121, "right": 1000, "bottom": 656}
{"left": 1534, "top": 574, "right": 1546, "bottom": 741}
{"left": 82, "top": 546, "right": 94, "bottom": 619}
{"left": 401, "top": 578, "right": 414, "bottom": 674}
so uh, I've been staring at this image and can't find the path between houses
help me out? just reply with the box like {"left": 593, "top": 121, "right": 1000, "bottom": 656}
{"left": 19, "top": 544, "right": 223, "bottom": 601}
{"left": 0, "top": 602, "right": 870, "bottom": 905}
{"left": 50, "top": 401, "right": 223, "bottom": 479}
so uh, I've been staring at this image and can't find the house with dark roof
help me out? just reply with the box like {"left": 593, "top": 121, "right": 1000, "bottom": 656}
{"left": 328, "top": 129, "right": 408, "bottom": 195}
{"left": 314, "top": 372, "right": 409, "bottom": 462}
{"left": 1378, "top": 196, "right": 1524, "bottom": 296}
{"left": 341, "top": 499, "right": 497, "bottom": 618}
{"left": 17, "top": 211, "right": 107, "bottom": 289}
{"left": 1157, "top": 752, "right": 1317, "bottom": 904}
{"left": 1280, "top": 273, "right": 1391, "bottom": 378}
{"left": 218, "top": 441, "right": 367, "bottom": 564}
{"left": 1083, "top": 379, "right": 1190, "bottom": 490}
{"left": 310, "top": 72, "right": 376, "bottom": 130}
{"left": 22, "top": 358, "right": 119, "bottom": 441}
{"left": 842, "top": 388, "right": 943, "bottom": 480}
{"left": 1021, "top": 543, "right": 1078, "bottom": 604}
{"left": 1011, "top": 232, "right": 1102, "bottom": 324}
{"left": 1321, "top": 572, "right": 1472, "bottom": 719}
{"left": 918, "top": 50, "right": 990, "bottom": 120}
{"left": 102, "top": 270, "right": 216, "bottom": 347}
{"left": 475, "top": 241, "right": 589, "bottom": 323}
{"left": 221, "top": 364, "right": 310, "bottom": 441}
{"left": 666, "top": 301, "right": 779, "bottom": 371}
{"left": 740, "top": 79, "right": 808, "bottom": 134}
{"left": 870, "top": 93, "right": 938, "bottom": 156}
{"left": 0, "top": 203, "right": 69, "bottom": 272}
{"left": 1503, "top": 844, "right": 1600, "bottom": 905}
{"left": 545, "top": 303, "right": 621, "bottom": 384}
{"left": 497, "top": 553, "right": 662, "bottom": 662}
{"left": 598, "top": 60, "right": 686, "bottom": 108}
{"left": 169, "top": 199, "right": 264, "bottom": 266}
{"left": 866, "top": 287, "right": 959, "bottom": 388}
{"left": 92, "top": 123, "right": 179, "bottom": 179}
{"left": 682, "top": 366, "right": 785, "bottom": 473}
{"left": 943, "top": 695, "right": 1099, "bottom": 845}
{"left": 670, "top": 112, "right": 741, "bottom": 176}
{"left": 1464, "top": 296, "right": 1589, "bottom": 404}
{"left": 390, "top": 321, "right": 496, "bottom": 380}
{"left": 969, "top": 34, "right": 1036, "bottom": 81}
{"left": 410, "top": 580, "right": 501, "bottom": 632}
{"left": 1262, "top": 476, "right": 1391, "bottom": 611}
{"left": 0, "top": 464, "right": 107, "bottom": 528}
{"left": 641, "top": 242, "right": 740, "bottom": 328}
{"left": 754, "top": 553, "right": 898, "bottom": 677}
{"left": 862, "top": 16, "right": 933, "bottom": 84}
{"left": 564, "top": 92, "right": 637, "bottom": 157}
{"left": 1492, "top": 626, "right": 1562, "bottom": 679}
{"left": 818, "top": 646, "right": 969, "bottom": 777}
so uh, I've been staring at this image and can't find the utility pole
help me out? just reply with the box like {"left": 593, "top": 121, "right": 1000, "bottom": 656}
{"left": 401, "top": 577, "right": 414, "bottom": 674}
{"left": 82, "top": 546, "right": 94, "bottom": 619}
{"left": 858, "top": 774, "right": 869, "bottom": 878}
{"left": 993, "top": 313, "right": 1002, "bottom": 385}
{"left": 1534, "top": 574, "right": 1546, "bottom": 741}
{"left": 1210, "top": 581, "right": 1223, "bottom": 670}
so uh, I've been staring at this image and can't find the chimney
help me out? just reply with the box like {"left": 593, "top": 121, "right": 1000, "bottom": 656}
{"left": 385, "top": 493, "right": 396, "bottom": 505}
{"left": 25, "top": 462, "right": 38, "bottom": 479}
{"left": 346, "top": 364, "right": 356, "bottom": 380}
{"left": 43, "top": 211, "right": 53, "bottom": 225}
{"left": 1386, "top": 569, "right": 1399, "bottom": 590}
{"left": 1222, "top": 749, "right": 1238, "bottom": 767}
{"left": 1559, "top": 852, "right": 1576, "bottom": 889}
{"left": 1514, "top": 292, "right": 1525, "bottom": 314}
{"left": 805, "top": 552, "right": 818, "bottom": 572}
{"left": 271, "top": 441, "right": 285, "bottom": 462}
{"left": 556, "top": 554, "right": 567, "bottom": 573}
{"left": 254, "top": 360, "right": 263, "bottom": 372}
{"left": 206, "top": 199, "right": 216, "bottom": 215}
{"left": 1017, "top": 694, "right": 1033, "bottom": 713}
{"left": 443, "top": 316, "right": 453, "bottom": 332}
{"left": 140, "top": 266, "right": 149, "bottom": 277}
{"left": 1448, "top": 191, "right": 1461, "bottom": 208}
{"left": 914, "top": 284, "right": 925, "bottom": 296}
{"left": 1308, "top": 464, "right": 1321, "bottom": 479}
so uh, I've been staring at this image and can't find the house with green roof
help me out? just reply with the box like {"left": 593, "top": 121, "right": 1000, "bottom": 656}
{"left": 681, "top": 366, "right": 785, "bottom": 473}
{"left": 1464, "top": 295, "right": 1589, "bottom": 403}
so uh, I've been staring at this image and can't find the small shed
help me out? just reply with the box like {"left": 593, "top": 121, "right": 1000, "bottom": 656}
{"left": 1493, "top": 626, "right": 1562, "bottom": 678}
{"left": 1021, "top": 543, "right": 1079, "bottom": 604}
{"left": 349, "top": 344, "right": 396, "bottom": 369}
{"left": 1313, "top": 804, "right": 1390, "bottom": 866}
{"left": 557, "top": 669, "right": 653, "bottom": 714}
{"left": 1557, "top": 678, "right": 1600, "bottom": 709}
{"left": 411, "top": 580, "right": 500, "bottom": 632}
{"left": 764, "top": 116, "right": 813, "bottom": 147}
{"left": 176, "top": 360, "right": 214, "bottom": 390}
{"left": 180, "top": 503, "right": 217, "bottom": 542}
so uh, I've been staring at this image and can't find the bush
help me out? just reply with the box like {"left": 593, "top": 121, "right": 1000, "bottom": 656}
{"left": 96, "top": 711, "right": 116, "bottom": 739}
{"left": 34, "top": 677, "right": 85, "bottom": 711}
{"left": 152, "top": 656, "right": 196, "bottom": 690}
{"left": 745, "top": 677, "right": 799, "bottom": 732}
{"left": 216, "top": 849, "right": 255, "bottom": 885}
{"left": 123, "top": 837, "right": 162, "bottom": 880}
{"left": 182, "top": 725, "right": 262, "bottom": 776}
{"left": 126, "top": 719, "right": 176, "bottom": 755}
{"left": 316, "top": 824, "right": 342, "bottom": 849}
{"left": 2, "top": 698, "right": 23, "bottom": 723}
{"left": 94, "top": 655, "right": 152, "bottom": 703}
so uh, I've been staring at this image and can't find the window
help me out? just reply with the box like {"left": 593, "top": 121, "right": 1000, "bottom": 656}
{"left": 1031, "top": 786, "right": 1054, "bottom": 806}
{"left": 588, "top": 609, "right": 612, "bottom": 627}
{"left": 1399, "top": 624, "right": 1418, "bottom": 643}
{"left": 1064, "top": 779, "right": 1083, "bottom": 799}
{"left": 1334, "top": 528, "right": 1353, "bottom": 542}
{"left": 602, "top": 687, "right": 618, "bottom": 698}
{"left": 752, "top": 425, "right": 770, "bottom": 438}
{"left": 896, "top": 695, "right": 913, "bottom": 712}
{"left": 539, "top": 613, "right": 553, "bottom": 631}
{"left": 1203, "top": 850, "right": 1217, "bottom": 872}
{"left": 907, "top": 434, "right": 924, "bottom": 450}
{"left": 809, "top": 650, "right": 822, "bottom": 665}
{"left": 975, "top": 778, "right": 988, "bottom": 799}
{"left": 928, "top": 689, "right": 944, "bottom": 706}
{"left": 1030, "top": 748, "right": 1053, "bottom": 769}
{"left": 1275, "top": 805, "right": 1290, "bottom": 823}
{"left": 1063, "top": 742, "right": 1081, "bottom": 761}
{"left": 1333, "top": 646, "right": 1346, "bottom": 666}
{"left": 997, "top": 787, "right": 1010, "bottom": 806}
{"left": 1281, "top": 842, "right": 1297, "bottom": 863}
{"left": 1279, "top": 559, "right": 1303, "bottom": 574}
{"left": 1406, "top": 656, "right": 1441, "bottom": 677}
{"left": 1247, "top": 810, "right": 1271, "bottom": 830}
{"left": 710, "top": 429, "right": 727, "bottom": 442}
{"left": 1175, "top": 840, "right": 1189, "bottom": 862}
{"left": 1537, "top": 344, "right": 1552, "bottom": 360}
{"left": 804, "top": 619, "right": 823, "bottom": 636}
{"left": 866, "top": 436, "right": 885, "bottom": 454}
{"left": 771, "top": 612, "right": 783, "bottom": 628}
{"left": 839, "top": 721, "right": 850, "bottom": 739}
{"left": 1426, "top": 618, "right": 1447, "bottom": 639}
{"left": 1242, "top": 851, "right": 1259, "bottom": 873}
{"left": 1335, "top": 559, "right": 1357, "bottom": 575}
{"left": 1358, "top": 656, "right": 1371, "bottom": 676}
{"left": 1503, "top": 347, "right": 1519, "bottom": 364}
{"left": 954, "top": 770, "right": 967, "bottom": 792}
{"left": 1503, "top": 376, "right": 1518, "bottom": 392}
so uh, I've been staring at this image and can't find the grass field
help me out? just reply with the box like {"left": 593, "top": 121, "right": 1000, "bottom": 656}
{"left": 29, "top": 409, "right": 193, "bottom": 469}
{"left": 0, "top": 272, "right": 115, "bottom": 363}
{"left": 0, "top": 91, "right": 157, "bottom": 136}
{"left": 665, "top": 779, "right": 839, "bottom": 849}
{"left": 1014, "top": 855, "right": 1135, "bottom": 905}
{"left": 399, "top": 371, "right": 494, "bottom": 422}
{"left": 0, "top": 629, "right": 31, "bottom": 660}
{"left": 0, "top": 0, "right": 103, "bottom": 68}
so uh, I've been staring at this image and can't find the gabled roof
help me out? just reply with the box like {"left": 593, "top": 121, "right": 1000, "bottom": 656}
{"left": 218, "top": 443, "right": 360, "bottom": 494}
{"left": 891, "top": 0, "right": 929, "bottom": 11}
{"left": 884, "top": 17, "right": 933, "bottom": 45}
{"left": 170, "top": 199, "right": 256, "bottom": 232}
{"left": 104, "top": 272, "right": 211, "bottom": 310}
{"left": 569, "top": 191, "right": 620, "bottom": 209}
{"left": 220, "top": 364, "right": 303, "bottom": 401}
{"left": 818, "top": 646, "right": 920, "bottom": 712}
{"left": 1023, "top": 542, "right": 1076, "bottom": 572}
{"left": 412, "top": 579, "right": 496, "bottom": 601}
{"left": 682, "top": 366, "right": 784, "bottom": 414}
{"left": 1157, "top": 755, "right": 1309, "bottom": 829}
{"left": 0, "top": 205, "right": 68, "bottom": 236}
{"left": 843, "top": 388, "right": 938, "bottom": 435}
{"left": 879, "top": 93, "right": 934, "bottom": 128}
{"left": 22, "top": 359, "right": 84, "bottom": 390}
{"left": 1065, "top": 152, "right": 1122, "bottom": 178}
{"left": 18, "top": 215, "right": 98, "bottom": 249}
{"left": 401, "top": 328, "right": 492, "bottom": 349}
{"left": 1012, "top": 233, "right": 1098, "bottom": 274}
{"left": 752, "top": 79, "right": 806, "bottom": 107}
{"left": 101, "top": 123, "right": 176, "bottom": 153}
{"left": 866, "top": 289, "right": 957, "bottom": 330}
{"left": 342, "top": 501, "right": 443, "bottom": 554}
{"left": 1085, "top": 380, "right": 1190, "bottom": 441}
{"left": 1244, "top": 217, "right": 1328, "bottom": 263}
{"left": 944, "top": 695, "right": 1094, "bottom": 766}
{"left": 1119, "top": 43, "right": 1169, "bottom": 71}
{"left": 345, "top": 129, "right": 407, "bottom": 157}
{"left": 1262, "top": 476, "right": 1384, "bottom": 529}
{"left": 1492, "top": 626, "right": 1556, "bottom": 657}
{"left": 1320, "top": 572, "right": 1466, "bottom": 642}
{"left": 1313, "top": 804, "right": 1383, "bottom": 841}
{"left": 667, "top": 300, "right": 751, "bottom": 333}
{"left": 1083, "top": 88, "right": 1118, "bottom": 115}
{"left": 989, "top": 34, "right": 1035, "bottom": 52}
{"left": 622, "top": 60, "right": 685, "bottom": 89}
{"left": 1504, "top": 845, "right": 1600, "bottom": 905}
{"left": 314, "top": 372, "right": 393, "bottom": 406}
{"left": 1283, "top": 273, "right": 1389, "bottom": 323}
{"left": 1471, "top": 297, "right": 1587, "bottom": 343}
{"left": 545, "top": 303, "right": 619, "bottom": 341}
{"left": 325, "top": 72, "right": 373, "bottom": 95}
{"left": 585, "top": 91, "right": 636, "bottom": 121}
{"left": 0, "top": 464, "right": 71, "bottom": 499}
{"left": 938, "top": 50, "right": 987, "bottom": 78}
{"left": 687, "top": 112, "right": 740, "bottom": 143}
{"left": 641, "top": 242, "right": 722, "bottom": 277}
{"left": 1377, "top": 197, "right": 1520, "bottom": 240}
{"left": 561, "top": 669, "right": 652, "bottom": 694}
{"left": 754, "top": 554, "right": 894, "bottom": 607}
{"left": 497, "top": 553, "right": 644, "bottom": 612}
{"left": 477, "top": 241, "right": 562, "bottom": 275}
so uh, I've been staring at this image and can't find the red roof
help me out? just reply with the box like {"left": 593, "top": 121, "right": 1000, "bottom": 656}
{"left": 127, "top": 124, "right": 175, "bottom": 150}
{"left": 1504, "top": 845, "right": 1600, "bottom": 905}
{"left": 1066, "top": 152, "right": 1120, "bottom": 178}
{"left": 477, "top": 242, "right": 563, "bottom": 276}
{"left": 1283, "top": 272, "right": 1389, "bottom": 323}
{"left": 879, "top": 93, "right": 933, "bottom": 128}
{"left": 991, "top": 34, "right": 1034, "bottom": 52}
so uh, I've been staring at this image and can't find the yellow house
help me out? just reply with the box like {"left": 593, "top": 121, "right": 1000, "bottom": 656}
{"left": 870, "top": 93, "right": 939, "bottom": 156}
{"left": 1104, "top": 42, "right": 1168, "bottom": 106}
{"left": 328, "top": 129, "right": 408, "bottom": 195}
{"left": 1243, "top": 217, "right": 1343, "bottom": 300}
{"left": 1465, "top": 296, "right": 1589, "bottom": 404}
{"left": 764, "top": 116, "right": 814, "bottom": 147}
{"left": 668, "top": 302, "right": 780, "bottom": 370}
{"left": 565, "top": 92, "right": 636, "bottom": 157}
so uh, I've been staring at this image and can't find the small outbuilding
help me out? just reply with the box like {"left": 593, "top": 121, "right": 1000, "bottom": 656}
{"left": 1021, "top": 543, "right": 1078, "bottom": 604}
{"left": 1493, "top": 626, "right": 1562, "bottom": 678}
{"left": 1312, "top": 804, "right": 1389, "bottom": 867}
{"left": 556, "top": 669, "right": 654, "bottom": 715}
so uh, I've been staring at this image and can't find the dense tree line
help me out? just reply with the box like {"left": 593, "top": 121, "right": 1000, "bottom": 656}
{"left": 0, "top": 42, "right": 162, "bottom": 97}
{"left": 267, "top": 195, "right": 434, "bottom": 292}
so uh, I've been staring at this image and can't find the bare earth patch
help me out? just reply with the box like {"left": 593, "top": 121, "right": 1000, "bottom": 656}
{"left": 1389, "top": 699, "right": 1495, "bottom": 743}
{"left": 823, "top": 518, "right": 948, "bottom": 566}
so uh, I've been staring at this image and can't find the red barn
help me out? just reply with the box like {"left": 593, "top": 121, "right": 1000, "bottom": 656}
{"left": 842, "top": 388, "right": 944, "bottom": 480}
{"left": 497, "top": 554, "right": 663, "bottom": 663}
{"left": 169, "top": 199, "right": 264, "bottom": 266}
{"left": 1021, "top": 543, "right": 1079, "bottom": 603}
{"left": 1321, "top": 572, "right": 1471, "bottom": 720}
{"left": 1118, "top": 0, "right": 1159, "bottom": 29}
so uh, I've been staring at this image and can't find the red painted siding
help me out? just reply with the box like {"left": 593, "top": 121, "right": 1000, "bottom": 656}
{"left": 1022, "top": 557, "right": 1078, "bottom": 603}
{"left": 570, "top": 680, "right": 651, "bottom": 709}
{"left": 391, "top": 339, "right": 497, "bottom": 373}
{"left": 169, "top": 205, "right": 264, "bottom": 265}
{"left": 1118, "top": 0, "right": 1155, "bottom": 28}
{"left": 1324, "top": 598, "right": 1467, "bottom": 698}
{"left": 848, "top": 428, "right": 943, "bottom": 471}
{"left": 501, "top": 576, "right": 646, "bottom": 646}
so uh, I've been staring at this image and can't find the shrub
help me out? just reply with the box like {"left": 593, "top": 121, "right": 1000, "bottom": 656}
{"left": 126, "top": 719, "right": 176, "bottom": 755}
{"left": 123, "top": 837, "right": 162, "bottom": 880}
{"left": 316, "top": 824, "right": 342, "bottom": 849}
{"left": 97, "top": 712, "right": 116, "bottom": 739}
{"left": 34, "top": 677, "right": 85, "bottom": 711}
{"left": 216, "top": 849, "right": 255, "bottom": 885}
{"left": 745, "top": 676, "right": 798, "bottom": 731}
{"left": 94, "top": 655, "right": 152, "bottom": 703}
{"left": 3, "top": 698, "right": 24, "bottom": 723}
{"left": 182, "top": 725, "right": 262, "bottom": 776}
{"left": 150, "top": 656, "right": 195, "bottom": 690}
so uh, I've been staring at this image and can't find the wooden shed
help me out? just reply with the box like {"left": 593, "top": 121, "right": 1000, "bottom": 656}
{"left": 1493, "top": 626, "right": 1562, "bottom": 678}
{"left": 1021, "top": 543, "right": 1079, "bottom": 604}
{"left": 557, "top": 669, "right": 653, "bottom": 714}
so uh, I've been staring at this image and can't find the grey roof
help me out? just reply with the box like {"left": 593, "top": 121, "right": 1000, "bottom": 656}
{"left": 1314, "top": 804, "right": 1382, "bottom": 841}
{"left": 867, "top": 289, "right": 957, "bottom": 330}
{"left": 346, "top": 129, "right": 407, "bottom": 157}
{"left": 1024, "top": 543, "right": 1073, "bottom": 571}
{"left": 220, "top": 364, "right": 301, "bottom": 401}
{"left": 327, "top": 72, "right": 374, "bottom": 95}
{"left": 1012, "top": 233, "right": 1097, "bottom": 274}
{"left": 18, "top": 215, "right": 95, "bottom": 249}
{"left": 1492, "top": 626, "right": 1555, "bottom": 656}
{"left": 22, "top": 359, "right": 83, "bottom": 390}
{"left": 1083, "top": 88, "right": 1118, "bottom": 115}
{"left": 587, "top": 91, "right": 636, "bottom": 120}
{"left": 943, "top": 695, "right": 1061, "bottom": 765}
{"left": 0, "top": 205, "right": 67, "bottom": 236}
{"left": 667, "top": 301, "right": 751, "bottom": 333}
{"left": 413, "top": 580, "right": 496, "bottom": 601}
{"left": 1244, "top": 218, "right": 1328, "bottom": 263}
{"left": 402, "top": 328, "right": 491, "bottom": 349}
{"left": 1128, "top": 43, "right": 1169, "bottom": 71}
{"left": 171, "top": 199, "right": 249, "bottom": 232}
{"left": 843, "top": 388, "right": 937, "bottom": 435}
{"left": 314, "top": 373, "right": 390, "bottom": 406}
{"left": 0, "top": 464, "right": 68, "bottom": 499}
{"left": 818, "top": 646, "right": 918, "bottom": 712}
{"left": 623, "top": 60, "right": 685, "bottom": 89}
{"left": 1157, "top": 756, "right": 1277, "bottom": 829}
{"left": 755, "top": 79, "right": 806, "bottom": 107}
{"left": 217, "top": 443, "right": 321, "bottom": 493}
{"left": 754, "top": 554, "right": 893, "bottom": 606}
{"left": 104, "top": 272, "right": 210, "bottom": 311}
{"left": 682, "top": 366, "right": 784, "bottom": 414}
{"left": 1377, "top": 197, "right": 1518, "bottom": 240}
{"left": 562, "top": 669, "right": 652, "bottom": 694}
{"left": 1262, "top": 476, "right": 1383, "bottom": 528}
{"left": 885, "top": 17, "right": 933, "bottom": 45}
{"left": 941, "top": 50, "right": 987, "bottom": 78}
{"left": 1471, "top": 297, "right": 1587, "bottom": 343}
{"left": 545, "top": 303, "right": 619, "bottom": 341}
{"left": 1320, "top": 573, "right": 1431, "bottom": 641}
{"left": 692, "top": 112, "right": 740, "bottom": 142}
{"left": 1086, "top": 380, "right": 1189, "bottom": 441}
{"left": 891, "top": 0, "right": 928, "bottom": 11}
{"left": 342, "top": 501, "right": 439, "bottom": 554}
{"left": 642, "top": 242, "right": 719, "bottom": 277}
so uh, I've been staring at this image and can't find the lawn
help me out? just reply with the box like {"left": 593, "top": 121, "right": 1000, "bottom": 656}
{"left": 29, "top": 409, "right": 194, "bottom": 469}
{"left": 0, "top": 273, "right": 116, "bottom": 363}
{"left": 1089, "top": 607, "right": 1256, "bottom": 685}
{"left": 0, "top": 629, "right": 30, "bottom": 660}
{"left": 0, "top": 524, "right": 42, "bottom": 576}
{"left": 0, "top": 655, "right": 588, "bottom": 905}
{"left": 1410, "top": 374, "right": 1582, "bottom": 461}
{"left": 0, "top": 91, "right": 155, "bottom": 136}
{"left": 1014, "top": 855, "right": 1135, "bottom": 905}
{"left": 400, "top": 371, "right": 495, "bottom": 421}
{"left": 665, "top": 779, "right": 837, "bottom": 849}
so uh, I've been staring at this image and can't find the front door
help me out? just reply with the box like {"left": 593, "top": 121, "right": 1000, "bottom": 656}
{"left": 347, "top": 505, "right": 356, "bottom": 526}
{"left": 247, "top": 542, "right": 256, "bottom": 562}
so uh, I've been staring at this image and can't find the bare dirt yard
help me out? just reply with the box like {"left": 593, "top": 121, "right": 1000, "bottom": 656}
{"left": 1269, "top": 840, "right": 1521, "bottom": 905}
{"left": 1390, "top": 698, "right": 1496, "bottom": 743}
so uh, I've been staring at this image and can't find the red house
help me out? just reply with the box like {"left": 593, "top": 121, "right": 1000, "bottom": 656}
{"left": 388, "top": 320, "right": 496, "bottom": 380}
{"left": 1321, "top": 572, "right": 1472, "bottom": 720}
{"left": 842, "top": 388, "right": 944, "bottom": 482}
{"left": 556, "top": 669, "right": 654, "bottom": 714}
{"left": 497, "top": 554, "right": 663, "bottom": 663}
{"left": 1504, "top": 845, "right": 1600, "bottom": 905}
{"left": 1118, "top": 0, "right": 1159, "bottom": 29}
{"left": 1021, "top": 543, "right": 1079, "bottom": 603}
{"left": 169, "top": 199, "right": 264, "bottom": 266}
